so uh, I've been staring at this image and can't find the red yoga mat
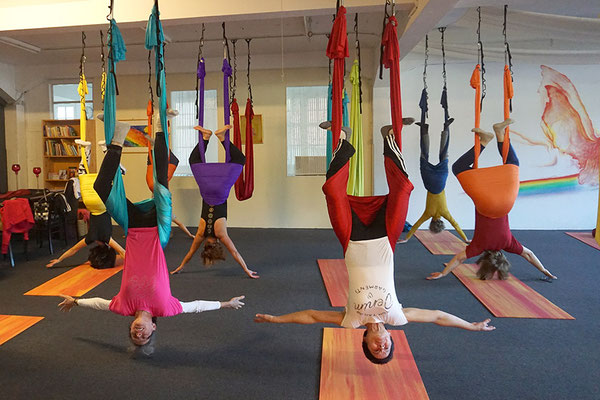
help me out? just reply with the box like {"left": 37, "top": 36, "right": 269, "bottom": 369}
{"left": 317, "top": 259, "right": 348, "bottom": 307}
{"left": 565, "top": 232, "right": 600, "bottom": 251}
{"left": 320, "top": 328, "right": 429, "bottom": 400}
{"left": 25, "top": 264, "right": 122, "bottom": 297}
{"left": 451, "top": 263, "right": 573, "bottom": 319}
{"left": 0, "top": 315, "right": 44, "bottom": 346}
{"left": 414, "top": 230, "right": 467, "bottom": 255}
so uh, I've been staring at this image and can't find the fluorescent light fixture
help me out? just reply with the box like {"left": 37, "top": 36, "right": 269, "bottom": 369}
{"left": 0, "top": 36, "right": 41, "bottom": 54}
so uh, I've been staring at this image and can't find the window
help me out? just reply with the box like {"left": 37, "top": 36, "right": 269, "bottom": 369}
{"left": 286, "top": 86, "right": 328, "bottom": 176}
{"left": 51, "top": 83, "right": 93, "bottom": 119}
{"left": 170, "top": 90, "right": 218, "bottom": 176}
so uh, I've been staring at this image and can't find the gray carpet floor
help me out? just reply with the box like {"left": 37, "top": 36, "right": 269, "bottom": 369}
{"left": 0, "top": 227, "right": 598, "bottom": 399}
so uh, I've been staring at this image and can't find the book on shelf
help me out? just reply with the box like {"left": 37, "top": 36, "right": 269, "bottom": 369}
{"left": 45, "top": 139, "right": 80, "bottom": 156}
{"left": 44, "top": 125, "right": 77, "bottom": 138}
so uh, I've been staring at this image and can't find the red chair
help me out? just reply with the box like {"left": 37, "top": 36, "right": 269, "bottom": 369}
{"left": 0, "top": 198, "right": 35, "bottom": 267}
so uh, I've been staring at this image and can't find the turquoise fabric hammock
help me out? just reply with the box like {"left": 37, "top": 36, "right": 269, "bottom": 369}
{"left": 326, "top": 86, "right": 349, "bottom": 166}
{"left": 103, "top": 19, "right": 129, "bottom": 235}
{"left": 144, "top": 2, "right": 172, "bottom": 248}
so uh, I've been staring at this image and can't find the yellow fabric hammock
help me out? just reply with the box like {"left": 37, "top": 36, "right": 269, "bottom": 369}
{"left": 347, "top": 60, "right": 364, "bottom": 196}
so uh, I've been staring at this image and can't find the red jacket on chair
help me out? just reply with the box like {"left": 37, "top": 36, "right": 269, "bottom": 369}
{"left": 0, "top": 198, "right": 35, "bottom": 254}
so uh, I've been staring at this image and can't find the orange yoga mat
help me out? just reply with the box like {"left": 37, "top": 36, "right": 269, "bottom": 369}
{"left": 451, "top": 263, "right": 573, "bottom": 319}
{"left": 25, "top": 264, "right": 123, "bottom": 297}
{"left": 414, "top": 230, "right": 467, "bottom": 255}
{"left": 0, "top": 315, "right": 44, "bottom": 346}
{"left": 565, "top": 232, "right": 600, "bottom": 251}
{"left": 317, "top": 259, "right": 348, "bottom": 307}
{"left": 320, "top": 328, "right": 429, "bottom": 400}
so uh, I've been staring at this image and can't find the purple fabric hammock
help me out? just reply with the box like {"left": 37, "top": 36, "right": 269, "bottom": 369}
{"left": 191, "top": 58, "right": 242, "bottom": 206}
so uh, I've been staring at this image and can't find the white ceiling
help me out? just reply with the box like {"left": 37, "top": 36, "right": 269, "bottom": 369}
{"left": 0, "top": 0, "right": 599, "bottom": 70}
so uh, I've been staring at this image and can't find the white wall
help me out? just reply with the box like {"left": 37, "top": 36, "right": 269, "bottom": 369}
{"left": 374, "top": 60, "right": 600, "bottom": 230}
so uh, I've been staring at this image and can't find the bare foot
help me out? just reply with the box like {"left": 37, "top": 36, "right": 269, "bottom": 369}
{"left": 402, "top": 117, "right": 415, "bottom": 125}
{"left": 380, "top": 125, "right": 393, "bottom": 138}
{"left": 471, "top": 128, "right": 494, "bottom": 146}
{"left": 340, "top": 126, "right": 352, "bottom": 141}
{"left": 194, "top": 125, "right": 213, "bottom": 141}
{"left": 215, "top": 125, "right": 232, "bottom": 142}
{"left": 319, "top": 121, "right": 332, "bottom": 130}
{"left": 492, "top": 118, "right": 515, "bottom": 142}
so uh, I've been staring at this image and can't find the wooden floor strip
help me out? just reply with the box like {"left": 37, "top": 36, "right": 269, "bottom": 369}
{"left": 320, "top": 328, "right": 429, "bottom": 400}
{"left": 565, "top": 232, "right": 600, "bottom": 251}
{"left": 451, "top": 263, "right": 574, "bottom": 319}
{"left": 414, "top": 230, "right": 467, "bottom": 255}
{"left": 24, "top": 264, "right": 122, "bottom": 297}
{"left": 0, "top": 315, "right": 44, "bottom": 346}
{"left": 317, "top": 259, "right": 348, "bottom": 307}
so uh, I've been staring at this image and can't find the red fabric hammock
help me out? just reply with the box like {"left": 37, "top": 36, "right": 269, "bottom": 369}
{"left": 381, "top": 16, "right": 403, "bottom": 150}
{"left": 232, "top": 98, "right": 255, "bottom": 200}
{"left": 326, "top": 6, "right": 349, "bottom": 147}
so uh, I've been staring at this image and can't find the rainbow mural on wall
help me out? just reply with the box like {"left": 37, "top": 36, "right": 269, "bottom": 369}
{"left": 124, "top": 125, "right": 150, "bottom": 148}
{"left": 518, "top": 173, "right": 580, "bottom": 196}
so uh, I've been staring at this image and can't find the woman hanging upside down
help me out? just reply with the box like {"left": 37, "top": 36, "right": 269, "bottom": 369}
{"left": 427, "top": 119, "right": 557, "bottom": 281}
{"left": 170, "top": 125, "right": 258, "bottom": 279}
{"left": 255, "top": 126, "right": 494, "bottom": 364}
{"left": 46, "top": 139, "right": 125, "bottom": 269}
{"left": 401, "top": 116, "right": 468, "bottom": 242}
{"left": 58, "top": 116, "right": 245, "bottom": 357}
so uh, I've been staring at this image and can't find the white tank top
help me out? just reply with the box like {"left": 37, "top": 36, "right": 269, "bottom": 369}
{"left": 341, "top": 237, "right": 408, "bottom": 329}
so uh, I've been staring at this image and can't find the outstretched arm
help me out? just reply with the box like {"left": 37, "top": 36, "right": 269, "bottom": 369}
{"left": 46, "top": 239, "right": 87, "bottom": 268}
{"left": 403, "top": 308, "right": 495, "bottom": 331}
{"left": 181, "top": 295, "right": 245, "bottom": 313}
{"left": 521, "top": 246, "right": 557, "bottom": 279}
{"left": 57, "top": 294, "right": 111, "bottom": 312}
{"left": 402, "top": 212, "right": 429, "bottom": 242}
{"left": 254, "top": 310, "right": 344, "bottom": 325}
{"left": 219, "top": 234, "right": 259, "bottom": 279}
{"left": 427, "top": 250, "right": 467, "bottom": 280}
{"left": 108, "top": 238, "right": 125, "bottom": 257}
{"left": 171, "top": 222, "right": 206, "bottom": 274}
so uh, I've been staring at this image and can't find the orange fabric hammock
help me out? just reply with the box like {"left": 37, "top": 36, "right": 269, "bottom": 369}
{"left": 457, "top": 64, "right": 519, "bottom": 219}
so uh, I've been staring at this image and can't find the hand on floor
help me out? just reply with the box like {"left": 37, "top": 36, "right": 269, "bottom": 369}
{"left": 245, "top": 268, "right": 260, "bottom": 279}
{"left": 254, "top": 314, "right": 275, "bottom": 323}
{"left": 170, "top": 265, "right": 185, "bottom": 275}
{"left": 426, "top": 272, "right": 445, "bottom": 280}
{"left": 224, "top": 295, "right": 245, "bottom": 310}
{"left": 46, "top": 259, "right": 60, "bottom": 268}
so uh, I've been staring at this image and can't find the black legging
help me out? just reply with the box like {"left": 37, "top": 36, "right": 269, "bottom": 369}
{"left": 188, "top": 139, "right": 246, "bottom": 166}
{"left": 452, "top": 142, "right": 519, "bottom": 177}
{"left": 94, "top": 131, "right": 169, "bottom": 228}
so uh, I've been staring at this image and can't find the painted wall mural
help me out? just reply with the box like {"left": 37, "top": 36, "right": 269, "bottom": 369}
{"left": 513, "top": 65, "right": 600, "bottom": 196}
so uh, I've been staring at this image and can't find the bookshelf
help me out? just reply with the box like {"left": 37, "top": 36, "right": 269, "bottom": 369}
{"left": 42, "top": 119, "right": 96, "bottom": 189}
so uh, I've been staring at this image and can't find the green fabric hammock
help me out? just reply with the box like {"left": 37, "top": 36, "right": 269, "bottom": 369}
{"left": 347, "top": 60, "right": 364, "bottom": 195}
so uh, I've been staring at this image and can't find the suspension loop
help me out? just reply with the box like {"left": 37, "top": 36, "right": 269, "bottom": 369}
{"left": 79, "top": 32, "right": 86, "bottom": 80}
{"left": 154, "top": 0, "right": 164, "bottom": 98}
{"left": 422, "top": 34, "right": 428, "bottom": 92}
{"left": 106, "top": 0, "right": 114, "bottom": 21}
{"left": 147, "top": 50, "right": 154, "bottom": 107}
{"left": 503, "top": 5, "right": 514, "bottom": 78}
{"left": 100, "top": 30, "right": 106, "bottom": 73}
{"left": 106, "top": 3, "right": 119, "bottom": 96}
{"left": 477, "top": 6, "right": 486, "bottom": 109}
{"left": 195, "top": 24, "right": 205, "bottom": 119}
{"left": 439, "top": 27, "right": 447, "bottom": 89}
{"left": 197, "top": 23, "right": 205, "bottom": 63}
{"left": 231, "top": 39, "right": 238, "bottom": 102}
{"left": 246, "top": 38, "right": 253, "bottom": 104}
{"left": 354, "top": 13, "right": 363, "bottom": 113}
{"left": 222, "top": 22, "right": 230, "bottom": 62}
{"left": 378, "top": 0, "right": 392, "bottom": 79}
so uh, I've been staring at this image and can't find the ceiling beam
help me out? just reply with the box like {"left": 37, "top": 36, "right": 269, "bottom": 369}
{"left": 398, "top": 0, "right": 460, "bottom": 59}
{"left": 0, "top": 0, "right": 414, "bottom": 33}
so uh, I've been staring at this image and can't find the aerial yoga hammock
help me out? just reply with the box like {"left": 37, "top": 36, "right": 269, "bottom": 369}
{"left": 57, "top": 1, "right": 245, "bottom": 358}
{"left": 255, "top": 4, "right": 494, "bottom": 365}
{"left": 143, "top": 51, "right": 194, "bottom": 239}
{"left": 427, "top": 6, "right": 556, "bottom": 281}
{"left": 232, "top": 38, "right": 255, "bottom": 201}
{"left": 171, "top": 23, "right": 258, "bottom": 279}
{"left": 403, "top": 29, "right": 467, "bottom": 242}
{"left": 48, "top": 31, "right": 125, "bottom": 269}
{"left": 346, "top": 13, "right": 364, "bottom": 196}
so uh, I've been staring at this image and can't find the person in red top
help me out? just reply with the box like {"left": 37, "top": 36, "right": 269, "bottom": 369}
{"left": 428, "top": 119, "right": 556, "bottom": 281}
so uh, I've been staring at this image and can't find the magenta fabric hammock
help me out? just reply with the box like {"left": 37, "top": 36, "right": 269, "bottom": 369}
{"left": 191, "top": 58, "right": 242, "bottom": 205}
